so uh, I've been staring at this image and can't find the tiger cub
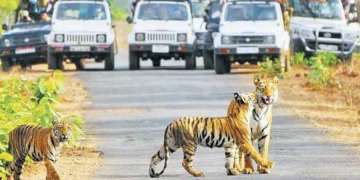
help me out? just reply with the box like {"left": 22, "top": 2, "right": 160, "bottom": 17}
{"left": 149, "top": 93, "right": 273, "bottom": 177}
{"left": 7, "top": 121, "right": 71, "bottom": 180}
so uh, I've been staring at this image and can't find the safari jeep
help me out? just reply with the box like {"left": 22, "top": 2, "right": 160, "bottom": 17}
{"left": 47, "top": 0, "right": 116, "bottom": 70}
{"left": 289, "top": 0, "right": 358, "bottom": 60}
{"left": 213, "top": 0, "right": 290, "bottom": 74}
{"left": 127, "top": 0, "right": 196, "bottom": 70}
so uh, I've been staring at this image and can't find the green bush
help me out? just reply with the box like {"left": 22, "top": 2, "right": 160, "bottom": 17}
{"left": 309, "top": 52, "right": 338, "bottom": 67}
{"left": 257, "top": 58, "right": 283, "bottom": 78}
{"left": 292, "top": 52, "right": 306, "bottom": 65}
{"left": 0, "top": 71, "right": 83, "bottom": 178}
{"left": 308, "top": 52, "right": 338, "bottom": 88}
{"left": 108, "top": 0, "right": 128, "bottom": 20}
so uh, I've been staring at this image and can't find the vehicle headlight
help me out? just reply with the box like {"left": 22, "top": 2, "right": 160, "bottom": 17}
{"left": 4, "top": 39, "right": 11, "bottom": 47}
{"left": 135, "top": 33, "right": 145, "bottom": 41}
{"left": 300, "top": 29, "right": 315, "bottom": 39}
{"left": 264, "top": 36, "right": 275, "bottom": 44}
{"left": 221, "top": 36, "right": 232, "bottom": 44}
{"left": 177, "top": 33, "right": 187, "bottom": 42}
{"left": 344, "top": 32, "right": 358, "bottom": 40}
{"left": 55, "top": 34, "right": 64, "bottom": 43}
{"left": 96, "top": 34, "right": 107, "bottom": 43}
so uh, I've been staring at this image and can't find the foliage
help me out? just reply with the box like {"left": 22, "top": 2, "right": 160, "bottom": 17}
{"left": 257, "top": 58, "right": 283, "bottom": 78}
{"left": 108, "top": 0, "right": 128, "bottom": 20}
{"left": 292, "top": 52, "right": 306, "bottom": 65}
{"left": 308, "top": 52, "right": 338, "bottom": 67}
{"left": 308, "top": 52, "right": 338, "bottom": 88}
{"left": 0, "top": 71, "right": 83, "bottom": 178}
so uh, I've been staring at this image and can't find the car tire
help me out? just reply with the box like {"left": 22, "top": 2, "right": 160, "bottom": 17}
{"left": 152, "top": 59, "right": 161, "bottom": 67}
{"left": 47, "top": 48, "right": 63, "bottom": 70}
{"left": 75, "top": 59, "right": 84, "bottom": 71}
{"left": 215, "top": 54, "right": 230, "bottom": 74}
{"left": 129, "top": 50, "right": 140, "bottom": 70}
{"left": 1, "top": 58, "right": 12, "bottom": 72}
{"left": 105, "top": 45, "right": 115, "bottom": 70}
{"left": 203, "top": 50, "right": 214, "bottom": 69}
{"left": 185, "top": 53, "right": 196, "bottom": 69}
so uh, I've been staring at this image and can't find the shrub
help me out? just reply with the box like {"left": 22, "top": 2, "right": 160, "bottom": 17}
{"left": 108, "top": 0, "right": 128, "bottom": 20}
{"left": 0, "top": 71, "right": 83, "bottom": 178}
{"left": 257, "top": 58, "right": 283, "bottom": 78}
{"left": 307, "top": 52, "right": 338, "bottom": 88}
{"left": 292, "top": 52, "right": 306, "bottom": 65}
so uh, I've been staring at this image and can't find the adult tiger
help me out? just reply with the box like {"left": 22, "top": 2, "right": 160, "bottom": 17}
{"left": 7, "top": 121, "right": 71, "bottom": 180}
{"left": 231, "top": 77, "right": 279, "bottom": 174}
{"left": 149, "top": 93, "right": 273, "bottom": 178}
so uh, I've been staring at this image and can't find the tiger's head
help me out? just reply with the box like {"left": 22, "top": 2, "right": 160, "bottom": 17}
{"left": 52, "top": 121, "right": 71, "bottom": 143}
{"left": 229, "top": 92, "right": 255, "bottom": 117}
{"left": 253, "top": 76, "right": 279, "bottom": 106}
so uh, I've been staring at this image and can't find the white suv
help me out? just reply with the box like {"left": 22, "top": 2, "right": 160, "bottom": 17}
{"left": 127, "top": 0, "right": 196, "bottom": 70}
{"left": 47, "top": 0, "right": 116, "bottom": 70}
{"left": 214, "top": 1, "right": 290, "bottom": 74}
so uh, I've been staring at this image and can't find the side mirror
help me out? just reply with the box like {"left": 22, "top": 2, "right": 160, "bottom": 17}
{"left": 126, "top": 16, "right": 133, "bottom": 24}
{"left": 2, "top": 24, "right": 9, "bottom": 31}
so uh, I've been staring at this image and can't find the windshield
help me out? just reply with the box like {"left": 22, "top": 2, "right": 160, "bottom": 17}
{"left": 56, "top": 3, "right": 107, "bottom": 20}
{"left": 137, "top": 3, "right": 189, "bottom": 21}
{"left": 289, "top": 0, "right": 344, "bottom": 20}
{"left": 225, "top": 4, "right": 277, "bottom": 21}
{"left": 192, "top": 1, "right": 207, "bottom": 18}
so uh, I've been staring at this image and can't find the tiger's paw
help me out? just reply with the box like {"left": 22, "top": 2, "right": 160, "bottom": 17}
{"left": 242, "top": 167, "right": 254, "bottom": 174}
{"left": 193, "top": 171, "right": 205, "bottom": 177}
{"left": 258, "top": 167, "right": 271, "bottom": 174}
{"left": 227, "top": 168, "right": 241, "bottom": 176}
{"left": 261, "top": 160, "right": 274, "bottom": 170}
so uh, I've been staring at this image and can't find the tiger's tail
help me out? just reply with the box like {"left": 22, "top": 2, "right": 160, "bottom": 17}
{"left": 149, "top": 126, "right": 170, "bottom": 178}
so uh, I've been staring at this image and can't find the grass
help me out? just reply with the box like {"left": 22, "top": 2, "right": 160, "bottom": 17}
{"left": 279, "top": 53, "right": 360, "bottom": 151}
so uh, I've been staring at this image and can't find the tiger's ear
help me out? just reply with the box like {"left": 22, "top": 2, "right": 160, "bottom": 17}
{"left": 234, "top": 92, "right": 249, "bottom": 104}
{"left": 253, "top": 76, "right": 261, "bottom": 86}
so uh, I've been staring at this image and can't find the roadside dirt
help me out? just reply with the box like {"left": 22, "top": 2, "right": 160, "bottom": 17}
{"left": 280, "top": 57, "right": 360, "bottom": 149}
{"left": 2, "top": 65, "right": 103, "bottom": 180}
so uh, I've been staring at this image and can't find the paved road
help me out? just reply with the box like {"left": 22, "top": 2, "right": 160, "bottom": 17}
{"left": 77, "top": 52, "right": 360, "bottom": 180}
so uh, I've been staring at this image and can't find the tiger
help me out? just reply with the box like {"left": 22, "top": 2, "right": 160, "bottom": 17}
{"left": 229, "top": 76, "right": 279, "bottom": 174}
{"left": 149, "top": 92, "right": 273, "bottom": 178}
{"left": 7, "top": 121, "right": 71, "bottom": 180}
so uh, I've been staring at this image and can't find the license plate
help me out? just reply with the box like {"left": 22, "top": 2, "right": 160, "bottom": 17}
{"left": 70, "top": 46, "right": 91, "bottom": 52}
{"left": 236, "top": 47, "right": 259, "bottom": 54}
{"left": 152, "top": 45, "right": 169, "bottom": 53}
{"left": 15, "top": 47, "right": 35, "bottom": 54}
{"left": 319, "top": 44, "right": 338, "bottom": 51}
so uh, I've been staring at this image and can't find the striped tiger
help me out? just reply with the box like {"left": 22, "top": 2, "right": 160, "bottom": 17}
{"left": 231, "top": 77, "right": 279, "bottom": 174}
{"left": 149, "top": 92, "right": 273, "bottom": 178}
{"left": 7, "top": 121, "right": 71, "bottom": 180}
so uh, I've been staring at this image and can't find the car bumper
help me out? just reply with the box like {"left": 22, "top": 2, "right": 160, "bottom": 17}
{"left": 0, "top": 44, "right": 47, "bottom": 60}
{"left": 295, "top": 37, "right": 356, "bottom": 56}
{"left": 129, "top": 44, "right": 194, "bottom": 53}
{"left": 214, "top": 46, "right": 280, "bottom": 55}
{"left": 49, "top": 45, "right": 112, "bottom": 53}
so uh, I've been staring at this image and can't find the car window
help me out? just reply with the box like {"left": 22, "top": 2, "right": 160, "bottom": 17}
{"left": 225, "top": 3, "right": 277, "bottom": 21}
{"left": 137, "top": 3, "right": 189, "bottom": 21}
{"left": 56, "top": 3, "right": 107, "bottom": 20}
{"left": 289, "top": 0, "right": 344, "bottom": 20}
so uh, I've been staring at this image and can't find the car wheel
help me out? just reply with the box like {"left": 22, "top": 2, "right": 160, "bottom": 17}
{"left": 185, "top": 53, "right": 196, "bottom": 69}
{"left": 129, "top": 50, "right": 140, "bottom": 70}
{"left": 203, "top": 50, "right": 214, "bottom": 70}
{"left": 215, "top": 54, "right": 230, "bottom": 74}
{"left": 105, "top": 45, "right": 115, "bottom": 70}
{"left": 75, "top": 58, "right": 84, "bottom": 71}
{"left": 1, "top": 58, "right": 12, "bottom": 72}
{"left": 47, "top": 48, "right": 63, "bottom": 70}
{"left": 152, "top": 58, "right": 161, "bottom": 67}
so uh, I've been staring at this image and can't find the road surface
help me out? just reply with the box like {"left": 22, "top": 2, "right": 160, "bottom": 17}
{"left": 77, "top": 52, "right": 360, "bottom": 180}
